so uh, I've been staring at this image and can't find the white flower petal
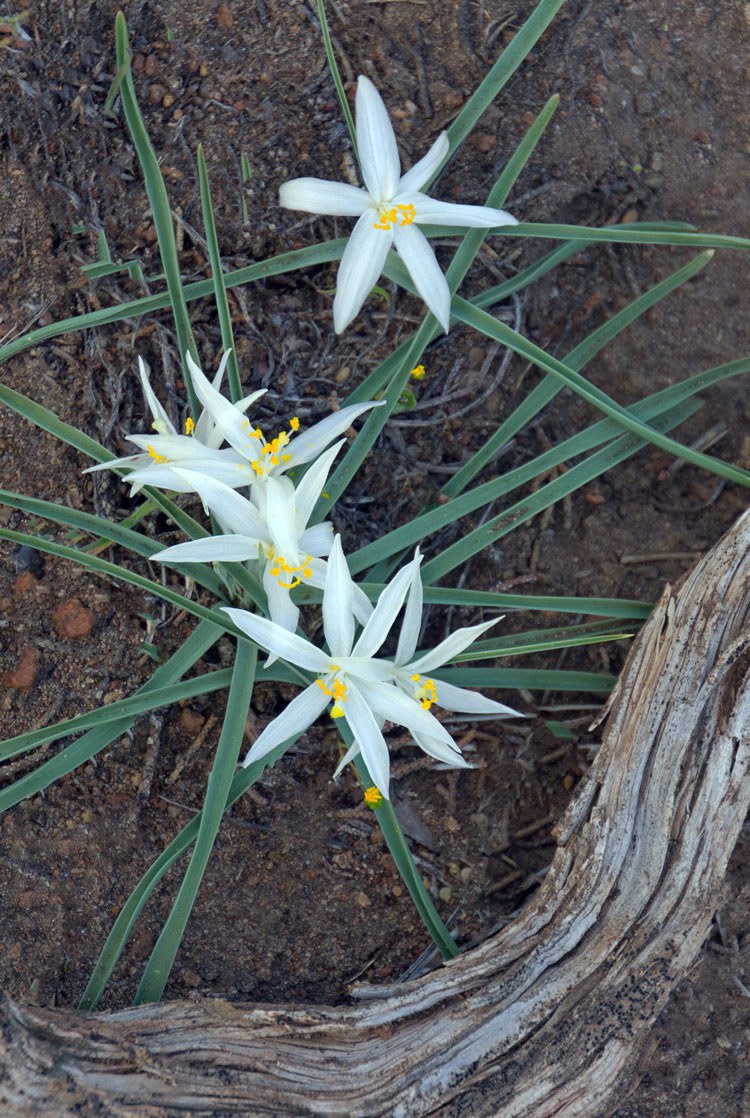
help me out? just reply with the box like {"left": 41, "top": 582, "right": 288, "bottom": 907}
{"left": 359, "top": 678, "right": 458, "bottom": 748}
{"left": 84, "top": 454, "right": 149, "bottom": 475}
{"left": 333, "top": 211, "right": 392, "bottom": 334}
{"left": 344, "top": 681, "right": 392, "bottom": 799}
{"left": 391, "top": 222, "right": 451, "bottom": 332}
{"left": 407, "top": 617, "right": 502, "bottom": 675}
{"left": 332, "top": 739, "right": 361, "bottom": 780}
{"left": 152, "top": 535, "right": 260, "bottom": 564}
{"left": 397, "top": 132, "right": 449, "bottom": 194}
{"left": 353, "top": 551, "right": 422, "bottom": 659}
{"left": 265, "top": 475, "right": 301, "bottom": 561}
{"left": 355, "top": 75, "right": 401, "bottom": 201}
{"left": 243, "top": 683, "right": 330, "bottom": 766}
{"left": 401, "top": 192, "right": 518, "bottom": 229}
{"left": 139, "top": 359, "right": 177, "bottom": 435}
{"left": 223, "top": 607, "right": 330, "bottom": 673}
{"left": 292, "top": 441, "right": 344, "bottom": 532}
{"left": 194, "top": 351, "right": 233, "bottom": 444}
{"left": 300, "top": 521, "right": 335, "bottom": 558}
{"left": 395, "top": 549, "right": 423, "bottom": 665}
{"left": 263, "top": 564, "right": 300, "bottom": 634}
{"left": 186, "top": 351, "right": 266, "bottom": 459}
{"left": 352, "top": 582, "right": 374, "bottom": 625}
{"left": 279, "top": 178, "right": 372, "bottom": 216}
{"left": 410, "top": 728, "right": 473, "bottom": 768}
{"left": 170, "top": 469, "right": 268, "bottom": 539}
{"left": 428, "top": 678, "right": 522, "bottom": 717}
{"left": 287, "top": 402, "right": 384, "bottom": 468}
{"left": 123, "top": 458, "right": 255, "bottom": 491}
{"left": 323, "top": 536, "right": 354, "bottom": 657}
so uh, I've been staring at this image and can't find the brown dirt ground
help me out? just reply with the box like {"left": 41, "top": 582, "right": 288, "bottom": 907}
{"left": 1, "top": 0, "right": 750, "bottom": 1113}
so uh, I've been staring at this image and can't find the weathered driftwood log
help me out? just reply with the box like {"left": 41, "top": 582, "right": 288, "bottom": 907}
{"left": 3, "top": 508, "right": 750, "bottom": 1118}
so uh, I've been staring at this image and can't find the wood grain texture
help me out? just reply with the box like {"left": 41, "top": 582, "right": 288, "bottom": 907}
{"left": 3, "top": 508, "right": 750, "bottom": 1118}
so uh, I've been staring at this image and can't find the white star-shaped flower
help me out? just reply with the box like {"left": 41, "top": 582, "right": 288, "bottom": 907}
{"left": 280, "top": 75, "right": 517, "bottom": 333}
{"left": 226, "top": 537, "right": 521, "bottom": 799}
{"left": 149, "top": 447, "right": 370, "bottom": 636}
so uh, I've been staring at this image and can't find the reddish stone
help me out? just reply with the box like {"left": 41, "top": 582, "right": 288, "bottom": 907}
{"left": 3, "top": 645, "right": 39, "bottom": 690}
{"left": 53, "top": 599, "right": 95, "bottom": 640}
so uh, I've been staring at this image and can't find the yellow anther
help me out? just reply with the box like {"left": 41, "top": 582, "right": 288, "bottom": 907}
{"left": 373, "top": 206, "right": 398, "bottom": 231}
{"left": 411, "top": 365, "right": 426, "bottom": 380}
{"left": 278, "top": 577, "right": 302, "bottom": 589}
{"left": 412, "top": 674, "right": 438, "bottom": 711}
{"left": 185, "top": 416, "right": 195, "bottom": 435}
{"left": 251, "top": 460, "right": 264, "bottom": 475}
{"left": 330, "top": 705, "right": 345, "bottom": 719}
{"left": 254, "top": 427, "right": 263, "bottom": 438}
{"left": 281, "top": 453, "right": 292, "bottom": 463}
{"left": 147, "top": 445, "right": 169, "bottom": 464}
{"left": 290, "top": 416, "right": 300, "bottom": 432}
{"left": 364, "top": 786, "right": 383, "bottom": 808}
{"left": 316, "top": 679, "right": 333, "bottom": 696}
{"left": 396, "top": 202, "right": 416, "bottom": 226}
{"left": 332, "top": 680, "right": 347, "bottom": 701}
{"left": 302, "top": 566, "right": 312, "bottom": 579}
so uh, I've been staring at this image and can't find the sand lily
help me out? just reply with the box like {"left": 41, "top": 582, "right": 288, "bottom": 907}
{"left": 226, "top": 538, "right": 521, "bottom": 799}
{"left": 150, "top": 446, "right": 371, "bottom": 634}
{"left": 279, "top": 75, "right": 518, "bottom": 333}
{"left": 86, "top": 354, "right": 266, "bottom": 494}
{"left": 181, "top": 352, "right": 383, "bottom": 488}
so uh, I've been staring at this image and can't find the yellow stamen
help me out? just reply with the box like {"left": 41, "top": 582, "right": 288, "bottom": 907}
{"left": 410, "top": 365, "right": 426, "bottom": 380}
{"left": 330, "top": 706, "right": 345, "bottom": 719}
{"left": 396, "top": 202, "right": 416, "bottom": 226}
{"left": 364, "top": 786, "right": 383, "bottom": 808}
{"left": 316, "top": 679, "right": 333, "bottom": 696}
{"left": 147, "top": 445, "right": 169, "bottom": 464}
{"left": 412, "top": 674, "right": 438, "bottom": 711}
{"left": 290, "top": 416, "right": 300, "bottom": 432}
{"left": 185, "top": 416, "right": 195, "bottom": 435}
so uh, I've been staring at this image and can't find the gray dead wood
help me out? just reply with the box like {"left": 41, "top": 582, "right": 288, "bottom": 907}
{"left": 2, "top": 509, "right": 750, "bottom": 1118}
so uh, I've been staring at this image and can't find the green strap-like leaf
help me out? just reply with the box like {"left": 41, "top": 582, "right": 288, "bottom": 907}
{"left": 134, "top": 640, "right": 258, "bottom": 1003}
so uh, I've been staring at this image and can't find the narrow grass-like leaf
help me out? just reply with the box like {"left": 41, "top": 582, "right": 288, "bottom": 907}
{"left": 342, "top": 729, "right": 458, "bottom": 960}
{"left": 433, "top": 666, "right": 616, "bottom": 692}
{"left": 0, "top": 669, "right": 233, "bottom": 763}
{"left": 348, "top": 382, "right": 705, "bottom": 577}
{"left": 429, "top": 0, "right": 567, "bottom": 185}
{"left": 0, "top": 487, "right": 226, "bottom": 597}
{"left": 450, "top": 618, "right": 634, "bottom": 661}
{"left": 0, "top": 620, "right": 222, "bottom": 813}
{"left": 420, "top": 398, "right": 698, "bottom": 585}
{"left": 80, "top": 731, "right": 301, "bottom": 1010}
{"left": 443, "top": 250, "right": 714, "bottom": 497}
{"left": 454, "top": 296, "right": 750, "bottom": 488}
{"left": 0, "top": 241, "right": 347, "bottom": 369}
{"left": 0, "top": 527, "right": 236, "bottom": 632}
{"left": 499, "top": 223, "right": 750, "bottom": 252}
{"left": 197, "top": 144, "right": 242, "bottom": 403}
{"left": 315, "top": 0, "right": 356, "bottom": 155}
{"left": 114, "top": 11, "right": 198, "bottom": 407}
{"left": 296, "top": 583, "right": 653, "bottom": 620}
{"left": 134, "top": 640, "right": 257, "bottom": 1003}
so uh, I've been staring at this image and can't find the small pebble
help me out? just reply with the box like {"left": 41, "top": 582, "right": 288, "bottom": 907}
{"left": 53, "top": 599, "right": 95, "bottom": 640}
{"left": 3, "top": 645, "right": 39, "bottom": 690}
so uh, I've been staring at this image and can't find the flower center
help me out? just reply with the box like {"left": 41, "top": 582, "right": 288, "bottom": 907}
{"left": 373, "top": 202, "right": 416, "bottom": 231}
{"left": 243, "top": 417, "right": 300, "bottom": 477}
{"left": 266, "top": 547, "right": 313, "bottom": 590}
{"left": 411, "top": 673, "right": 438, "bottom": 710}
{"left": 315, "top": 672, "right": 348, "bottom": 719}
